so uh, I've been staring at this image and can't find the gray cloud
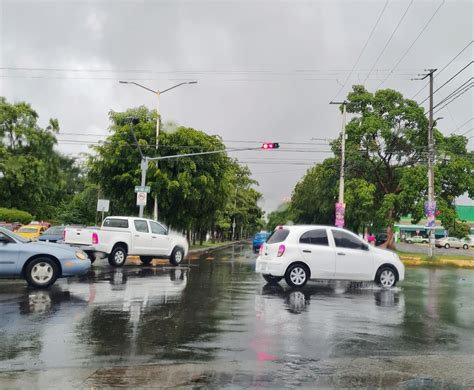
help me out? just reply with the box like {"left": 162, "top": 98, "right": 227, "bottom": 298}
{"left": 1, "top": 0, "right": 472, "bottom": 211}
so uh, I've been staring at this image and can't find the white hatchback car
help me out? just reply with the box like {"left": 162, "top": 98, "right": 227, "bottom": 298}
{"left": 256, "top": 225, "right": 404, "bottom": 288}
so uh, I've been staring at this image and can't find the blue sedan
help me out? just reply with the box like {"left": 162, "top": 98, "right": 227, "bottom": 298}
{"left": 252, "top": 232, "right": 270, "bottom": 253}
{"left": 0, "top": 227, "right": 91, "bottom": 288}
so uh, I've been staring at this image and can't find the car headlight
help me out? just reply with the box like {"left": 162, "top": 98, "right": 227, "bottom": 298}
{"left": 75, "top": 250, "right": 88, "bottom": 260}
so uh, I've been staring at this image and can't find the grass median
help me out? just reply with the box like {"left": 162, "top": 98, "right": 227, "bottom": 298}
{"left": 397, "top": 251, "right": 474, "bottom": 269}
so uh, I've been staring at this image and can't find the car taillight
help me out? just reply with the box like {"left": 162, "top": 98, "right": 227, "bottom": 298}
{"left": 259, "top": 244, "right": 264, "bottom": 255}
{"left": 92, "top": 232, "right": 99, "bottom": 245}
{"left": 277, "top": 244, "right": 286, "bottom": 257}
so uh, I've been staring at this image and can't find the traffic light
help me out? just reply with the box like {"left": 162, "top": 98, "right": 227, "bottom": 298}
{"left": 261, "top": 142, "right": 280, "bottom": 150}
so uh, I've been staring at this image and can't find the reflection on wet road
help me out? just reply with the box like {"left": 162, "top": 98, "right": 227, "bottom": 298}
{"left": 0, "top": 244, "right": 473, "bottom": 388}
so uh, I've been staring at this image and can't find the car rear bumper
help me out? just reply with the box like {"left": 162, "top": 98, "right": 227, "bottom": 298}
{"left": 255, "top": 257, "right": 286, "bottom": 276}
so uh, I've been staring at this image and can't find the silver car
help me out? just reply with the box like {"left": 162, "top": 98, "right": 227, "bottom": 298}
{"left": 435, "top": 237, "right": 470, "bottom": 250}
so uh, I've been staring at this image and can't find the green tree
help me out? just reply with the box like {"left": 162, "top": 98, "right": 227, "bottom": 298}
{"left": 266, "top": 202, "right": 294, "bottom": 231}
{"left": 288, "top": 86, "right": 473, "bottom": 248}
{"left": 0, "top": 97, "right": 81, "bottom": 219}
{"left": 88, "top": 107, "right": 264, "bottom": 242}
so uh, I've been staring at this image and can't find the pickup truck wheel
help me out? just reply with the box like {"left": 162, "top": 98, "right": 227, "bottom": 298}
{"left": 25, "top": 258, "right": 58, "bottom": 288}
{"left": 170, "top": 247, "right": 184, "bottom": 266}
{"left": 462, "top": 244, "right": 469, "bottom": 250}
{"left": 108, "top": 246, "right": 127, "bottom": 267}
{"left": 140, "top": 256, "right": 154, "bottom": 265}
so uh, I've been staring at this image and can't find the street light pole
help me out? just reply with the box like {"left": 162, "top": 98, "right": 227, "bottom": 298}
{"left": 119, "top": 80, "right": 197, "bottom": 221}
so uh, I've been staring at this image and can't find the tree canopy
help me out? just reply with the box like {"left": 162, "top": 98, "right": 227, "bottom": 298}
{"left": 290, "top": 86, "right": 473, "bottom": 245}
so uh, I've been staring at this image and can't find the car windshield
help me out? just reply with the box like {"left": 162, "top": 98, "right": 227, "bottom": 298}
{"left": 18, "top": 227, "right": 39, "bottom": 233}
{"left": 0, "top": 227, "right": 30, "bottom": 243}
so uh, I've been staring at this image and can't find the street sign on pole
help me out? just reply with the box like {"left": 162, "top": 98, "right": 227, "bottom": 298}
{"left": 97, "top": 199, "right": 110, "bottom": 212}
{"left": 136, "top": 192, "right": 147, "bottom": 206}
{"left": 135, "top": 186, "right": 151, "bottom": 193}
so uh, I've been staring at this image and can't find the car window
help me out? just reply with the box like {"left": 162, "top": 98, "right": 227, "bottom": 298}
{"left": 18, "top": 227, "right": 39, "bottom": 233}
{"left": 332, "top": 230, "right": 367, "bottom": 250}
{"left": 134, "top": 220, "right": 149, "bottom": 233}
{"left": 299, "top": 229, "right": 329, "bottom": 246}
{"left": 103, "top": 218, "right": 129, "bottom": 228}
{"left": 45, "top": 227, "right": 64, "bottom": 235}
{"left": 0, "top": 232, "right": 13, "bottom": 243}
{"left": 267, "top": 229, "right": 290, "bottom": 244}
{"left": 150, "top": 221, "right": 167, "bottom": 235}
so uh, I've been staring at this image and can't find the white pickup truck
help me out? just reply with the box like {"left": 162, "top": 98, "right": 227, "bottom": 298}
{"left": 64, "top": 216, "right": 189, "bottom": 267}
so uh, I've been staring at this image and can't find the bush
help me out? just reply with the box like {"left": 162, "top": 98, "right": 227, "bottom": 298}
{"left": 0, "top": 208, "right": 33, "bottom": 224}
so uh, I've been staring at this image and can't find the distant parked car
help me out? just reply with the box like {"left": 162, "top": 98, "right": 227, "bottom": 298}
{"left": 405, "top": 236, "right": 429, "bottom": 244}
{"left": 16, "top": 224, "right": 46, "bottom": 240}
{"left": 435, "top": 237, "right": 469, "bottom": 250}
{"left": 252, "top": 232, "right": 270, "bottom": 253}
{"left": 256, "top": 225, "right": 405, "bottom": 288}
{"left": 38, "top": 226, "right": 66, "bottom": 243}
{"left": 0, "top": 227, "right": 91, "bottom": 288}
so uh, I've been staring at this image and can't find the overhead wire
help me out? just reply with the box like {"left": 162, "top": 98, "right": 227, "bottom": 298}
{"left": 433, "top": 84, "right": 473, "bottom": 114}
{"left": 411, "top": 40, "right": 473, "bottom": 99}
{"left": 377, "top": 0, "right": 446, "bottom": 89}
{"left": 363, "top": 0, "right": 415, "bottom": 84}
{"left": 418, "top": 62, "right": 473, "bottom": 104}
{"left": 449, "top": 117, "right": 473, "bottom": 134}
{"left": 331, "top": 0, "right": 389, "bottom": 100}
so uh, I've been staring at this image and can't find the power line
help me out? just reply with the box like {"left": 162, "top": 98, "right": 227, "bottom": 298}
{"left": 433, "top": 84, "right": 473, "bottom": 114}
{"left": 449, "top": 117, "right": 473, "bottom": 134}
{"left": 377, "top": 0, "right": 446, "bottom": 89}
{"left": 460, "top": 127, "right": 474, "bottom": 136}
{"left": 363, "top": 0, "right": 415, "bottom": 84}
{"left": 331, "top": 0, "right": 389, "bottom": 100}
{"left": 432, "top": 79, "right": 473, "bottom": 108}
{"left": 419, "top": 62, "right": 473, "bottom": 104}
{"left": 411, "top": 40, "right": 473, "bottom": 99}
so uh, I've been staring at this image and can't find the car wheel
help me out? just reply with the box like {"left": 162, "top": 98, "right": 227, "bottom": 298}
{"left": 25, "top": 258, "right": 59, "bottom": 288}
{"left": 444, "top": 244, "right": 450, "bottom": 249}
{"left": 285, "top": 263, "right": 309, "bottom": 288}
{"left": 407, "top": 240, "right": 412, "bottom": 244}
{"left": 376, "top": 267, "right": 397, "bottom": 289}
{"left": 262, "top": 274, "right": 283, "bottom": 284}
{"left": 170, "top": 247, "right": 184, "bottom": 266}
{"left": 463, "top": 244, "right": 469, "bottom": 250}
{"left": 108, "top": 246, "right": 127, "bottom": 267}
{"left": 87, "top": 253, "right": 96, "bottom": 264}
{"left": 140, "top": 256, "right": 154, "bottom": 265}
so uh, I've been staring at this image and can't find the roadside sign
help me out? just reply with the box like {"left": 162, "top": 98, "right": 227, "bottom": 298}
{"left": 136, "top": 192, "right": 147, "bottom": 206}
{"left": 97, "top": 199, "right": 110, "bottom": 212}
{"left": 135, "top": 186, "right": 151, "bottom": 193}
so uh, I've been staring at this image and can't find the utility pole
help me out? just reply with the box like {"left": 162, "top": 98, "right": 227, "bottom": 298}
{"left": 330, "top": 101, "right": 347, "bottom": 228}
{"left": 420, "top": 69, "right": 437, "bottom": 257}
{"left": 154, "top": 92, "right": 160, "bottom": 221}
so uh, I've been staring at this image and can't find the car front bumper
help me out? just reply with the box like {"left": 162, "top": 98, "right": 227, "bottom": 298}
{"left": 255, "top": 257, "right": 286, "bottom": 277}
{"left": 60, "top": 258, "right": 91, "bottom": 277}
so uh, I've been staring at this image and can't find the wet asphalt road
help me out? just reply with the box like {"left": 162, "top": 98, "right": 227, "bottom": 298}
{"left": 0, "top": 244, "right": 473, "bottom": 389}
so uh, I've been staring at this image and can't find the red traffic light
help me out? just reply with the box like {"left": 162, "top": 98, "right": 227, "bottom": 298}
{"left": 261, "top": 142, "right": 280, "bottom": 150}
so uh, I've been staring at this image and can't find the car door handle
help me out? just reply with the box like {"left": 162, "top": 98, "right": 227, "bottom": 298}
{"left": 135, "top": 235, "right": 140, "bottom": 237}
{"left": 337, "top": 252, "right": 346, "bottom": 256}
{"left": 302, "top": 249, "right": 311, "bottom": 253}
{"left": 152, "top": 236, "right": 157, "bottom": 238}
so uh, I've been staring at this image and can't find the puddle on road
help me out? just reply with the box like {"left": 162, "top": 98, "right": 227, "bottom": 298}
{"left": 0, "top": 244, "right": 473, "bottom": 388}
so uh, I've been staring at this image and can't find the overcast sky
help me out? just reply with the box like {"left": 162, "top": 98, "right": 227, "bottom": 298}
{"left": 1, "top": 0, "right": 472, "bottom": 212}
